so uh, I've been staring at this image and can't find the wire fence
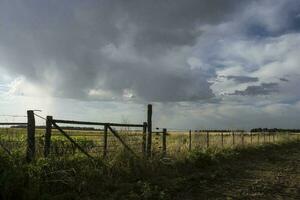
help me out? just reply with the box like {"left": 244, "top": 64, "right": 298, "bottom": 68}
{"left": 44, "top": 126, "right": 145, "bottom": 158}
{"left": 0, "top": 107, "right": 299, "bottom": 161}
{"left": 150, "top": 130, "right": 299, "bottom": 158}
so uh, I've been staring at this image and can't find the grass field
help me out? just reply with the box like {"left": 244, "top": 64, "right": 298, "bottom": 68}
{"left": 0, "top": 128, "right": 299, "bottom": 159}
{"left": 0, "top": 140, "right": 299, "bottom": 199}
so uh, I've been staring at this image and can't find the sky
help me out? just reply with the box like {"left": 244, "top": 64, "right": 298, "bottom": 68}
{"left": 0, "top": 0, "right": 300, "bottom": 130}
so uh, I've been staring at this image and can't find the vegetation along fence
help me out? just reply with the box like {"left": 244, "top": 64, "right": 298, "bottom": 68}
{"left": 0, "top": 105, "right": 299, "bottom": 162}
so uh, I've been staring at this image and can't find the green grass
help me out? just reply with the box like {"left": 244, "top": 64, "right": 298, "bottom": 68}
{"left": 0, "top": 140, "right": 299, "bottom": 200}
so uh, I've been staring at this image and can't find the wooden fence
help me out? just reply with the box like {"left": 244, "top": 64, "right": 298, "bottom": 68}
{"left": 152, "top": 130, "right": 298, "bottom": 157}
{"left": 0, "top": 105, "right": 299, "bottom": 162}
{"left": 45, "top": 118, "right": 147, "bottom": 158}
{"left": 0, "top": 110, "right": 34, "bottom": 162}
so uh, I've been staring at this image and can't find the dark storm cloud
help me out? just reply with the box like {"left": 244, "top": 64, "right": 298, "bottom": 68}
{"left": 226, "top": 76, "right": 259, "bottom": 83}
{"left": 243, "top": 0, "right": 300, "bottom": 38}
{"left": 280, "top": 78, "right": 289, "bottom": 82}
{"left": 230, "top": 83, "right": 279, "bottom": 96}
{"left": 0, "top": 0, "right": 252, "bottom": 102}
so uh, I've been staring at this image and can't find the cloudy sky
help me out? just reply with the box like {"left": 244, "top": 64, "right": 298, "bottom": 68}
{"left": 0, "top": 0, "right": 300, "bottom": 130}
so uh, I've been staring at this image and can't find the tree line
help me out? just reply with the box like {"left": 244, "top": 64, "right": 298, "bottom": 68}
{"left": 251, "top": 128, "right": 300, "bottom": 133}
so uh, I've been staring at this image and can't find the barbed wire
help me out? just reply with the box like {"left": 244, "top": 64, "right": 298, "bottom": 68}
{"left": 34, "top": 113, "right": 47, "bottom": 120}
{"left": 0, "top": 115, "right": 26, "bottom": 118}
{"left": 155, "top": 126, "right": 247, "bottom": 132}
{"left": 155, "top": 127, "right": 191, "bottom": 131}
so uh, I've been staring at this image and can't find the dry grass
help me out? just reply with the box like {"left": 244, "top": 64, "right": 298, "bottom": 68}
{"left": 0, "top": 127, "right": 299, "bottom": 159}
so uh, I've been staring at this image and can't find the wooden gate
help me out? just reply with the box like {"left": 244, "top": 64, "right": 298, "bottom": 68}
{"left": 44, "top": 117, "right": 147, "bottom": 159}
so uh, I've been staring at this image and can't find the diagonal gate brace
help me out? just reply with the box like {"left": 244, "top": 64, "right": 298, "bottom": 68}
{"left": 107, "top": 125, "right": 139, "bottom": 158}
{"left": 52, "top": 121, "right": 93, "bottom": 159}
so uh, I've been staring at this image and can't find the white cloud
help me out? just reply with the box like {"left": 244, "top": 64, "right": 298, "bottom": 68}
{"left": 6, "top": 76, "right": 52, "bottom": 98}
{"left": 206, "top": 33, "right": 300, "bottom": 99}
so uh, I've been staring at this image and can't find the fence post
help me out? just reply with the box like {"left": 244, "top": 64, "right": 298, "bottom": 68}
{"left": 232, "top": 131, "right": 235, "bottom": 146}
{"left": 103, "top": 124, "right": 108, "bottom": 158}
{"left": 44, "top": 116, "right": 52, "bottom": 157}
{"left": 26, "top": 110, "right": 35, "bottom": 162}
{"left": 142, "top": 122, "right": 147, "bottom": 157}
{"left": 146, "top": 104, "right": 152, "bottom": 158}
{"left": 258, "top": 133, "right": 260, "bottom": 144}
{"left": 221, "top": 132, "right": 224, "bottom": 148}
{"left": 189, "top": 130, "right": 192, "bottom": 151}
{"left": 241, "top": 131, "right": 244, "bottom": 147}
{"left": 206, "top": 131, "right": 209, "bottom": 148}
{"left": 162, "top": 128, "right": 167, "bottom": 156}
{"left": 250, "top": 132, "right": 253, "bottom": 144}
{"left": 263, "top": 132, "right": 266, "bottom": 143}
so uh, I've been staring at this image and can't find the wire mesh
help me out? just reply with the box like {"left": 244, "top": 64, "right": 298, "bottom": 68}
{"left": 49, "top": 123, "right": 145, "bottom": 159}
{"left": 153, "top": 130, "right": 299, "bottom": 158}
{"left": 0, "top": 115, "right": 27, "bottom": 156}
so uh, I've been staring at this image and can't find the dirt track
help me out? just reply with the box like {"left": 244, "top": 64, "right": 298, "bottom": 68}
{"left": 174, "top": 142, "right": 300, "bottom": 199}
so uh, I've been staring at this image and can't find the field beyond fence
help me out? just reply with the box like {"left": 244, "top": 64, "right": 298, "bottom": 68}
{"left": 0, "top": 105, "right": 299, "bottom": 162}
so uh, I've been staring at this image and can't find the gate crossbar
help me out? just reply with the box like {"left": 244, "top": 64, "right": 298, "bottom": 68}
{"left": 53, "top": 119, "right": 144, "bottom": 128}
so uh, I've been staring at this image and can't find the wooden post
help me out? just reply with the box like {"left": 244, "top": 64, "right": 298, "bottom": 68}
{"left": 26, "top": 110, "right": 35, "bottom": 162}
{"left": 221, "top": 132, "right": 224, "bottom": 148}
{"left": 250, "top": 132, "right": 253, "bottom": 144}
{"left": 189, "top": 130, "right": 192, "bottom": 151}
{"left": 206, "top": 131, "right": 209, "bottom": 148}
{"left": 232, "top": 131, "right": 235, "bottom": 146}
{"left": 44, "top": 116, "right": 52, "bottom": 157}
{"left": 263, "top": 132, "right": 266, "bottom": 143}
{"left": 146, "top": 104, "right": 152, "bottom": 158}
{"left": 103, "top": 124, "right": 108, "bottom": 158}
{"left": 273, "top": 132, "right": 275, "bottom": 142}
{"left": 241, "top": 132, "right": 244, "bottom": 146}
{"left": 162, "top": 128, "right": 167, "bottom": 156}
{"left": 142, "top": 122, "right": 147, "bottom": 157}
{"left": 258, "top": 133, "right": 260, "bottom": 144}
